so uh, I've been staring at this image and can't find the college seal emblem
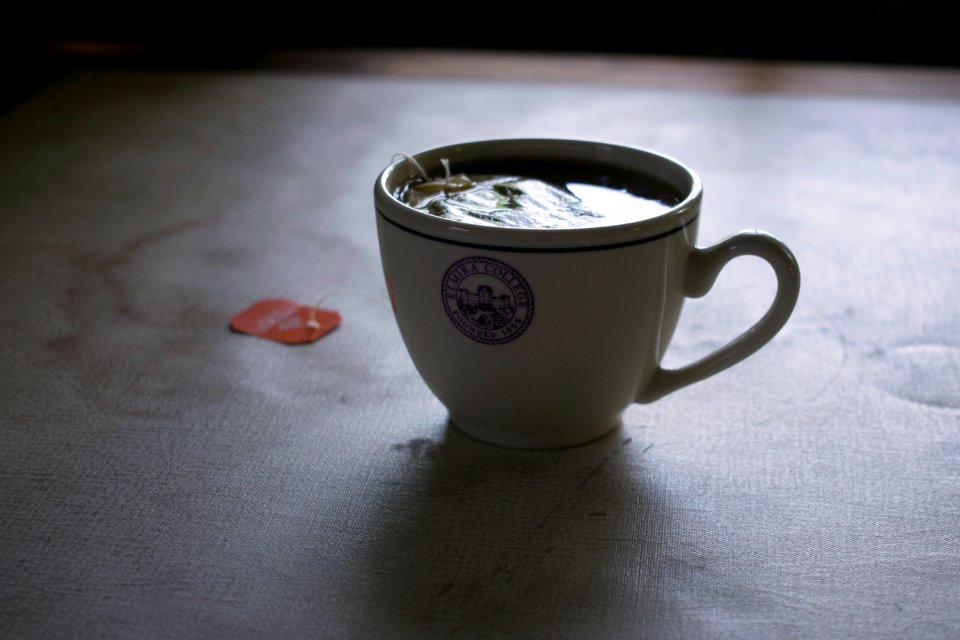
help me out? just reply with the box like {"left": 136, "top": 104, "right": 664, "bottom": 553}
{"left": 441, "top": 256, "right": 534, "bottom": 345}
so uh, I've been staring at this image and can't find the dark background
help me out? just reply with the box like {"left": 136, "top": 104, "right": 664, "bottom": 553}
{"left": 3, "top": 4, "right": 957, "bottom": 113}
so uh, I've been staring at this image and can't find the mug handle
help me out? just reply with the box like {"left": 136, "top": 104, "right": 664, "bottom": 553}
{"left": 636, "top": 230, "right": 801, "bottom": 403}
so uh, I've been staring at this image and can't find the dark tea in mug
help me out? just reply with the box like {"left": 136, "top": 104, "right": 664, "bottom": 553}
{"left": 395, "top": 158, "right": 683, "bottom": 229}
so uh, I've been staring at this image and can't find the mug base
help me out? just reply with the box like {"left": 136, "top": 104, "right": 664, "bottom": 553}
{"left": 448, "top": 414, "right": 623, "bottom": 450}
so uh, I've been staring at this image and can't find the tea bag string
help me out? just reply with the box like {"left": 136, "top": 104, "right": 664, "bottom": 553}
{"left": 306, "top": 290, "right": 390, "bottom": 330}
{"left": 392, "top": 153, "right": 473, "bottom": 192}
{"left": 392, "top": 153, "right": 429, "bottom": 181}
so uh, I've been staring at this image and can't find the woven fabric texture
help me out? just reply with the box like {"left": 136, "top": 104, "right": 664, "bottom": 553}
{"left": 1, "top": 70, "right": 958, "bottom": 639}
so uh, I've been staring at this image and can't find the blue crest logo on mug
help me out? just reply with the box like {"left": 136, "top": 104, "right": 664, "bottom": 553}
{"left": 441, "top": 256, "right": 534, "bottom": 345}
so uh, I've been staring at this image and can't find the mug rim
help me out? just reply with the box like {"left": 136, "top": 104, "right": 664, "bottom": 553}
{"left": 375, "top": 138, "right": 702, "bottom": 251}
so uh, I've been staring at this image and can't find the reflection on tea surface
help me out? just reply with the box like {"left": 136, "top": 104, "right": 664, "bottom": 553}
{"left": 395, "top": 157, "right": 683, "bottom": 230}
{"left": 403, "top": 174, "right": 676, "bottom": 229}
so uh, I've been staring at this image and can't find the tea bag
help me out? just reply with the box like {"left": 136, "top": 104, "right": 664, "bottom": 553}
{"left": 399, "top": 156, "right": 603, "bottom": 229}
{"left": 412, "top": 176, "right": 606, "bottom": 229}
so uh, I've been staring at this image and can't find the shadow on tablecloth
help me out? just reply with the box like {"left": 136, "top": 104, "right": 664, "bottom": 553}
{"left": 352, "top": 421, "right": 689, "bottom": 638}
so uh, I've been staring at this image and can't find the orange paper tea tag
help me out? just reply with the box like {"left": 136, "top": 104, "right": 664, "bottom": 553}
{"left": 230, "top": 298, "right": 341, "bottom": 345}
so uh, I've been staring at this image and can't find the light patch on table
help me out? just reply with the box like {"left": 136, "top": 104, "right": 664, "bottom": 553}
{"left": 868, "top": 343, "right": 960, "bottom": 410}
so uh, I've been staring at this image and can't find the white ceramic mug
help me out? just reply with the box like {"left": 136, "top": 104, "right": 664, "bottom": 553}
{"left": 375, "top": 139, "right": 800, "bottom": 448}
